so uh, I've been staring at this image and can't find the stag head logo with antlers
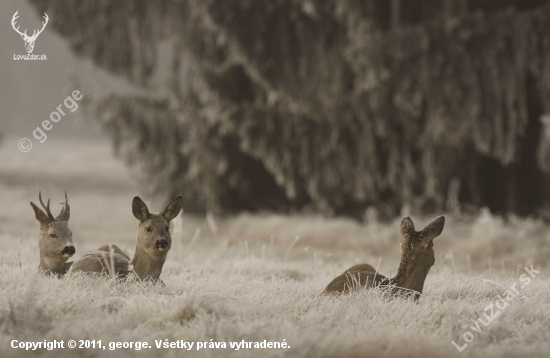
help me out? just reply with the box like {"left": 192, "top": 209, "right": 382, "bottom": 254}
{"left": 11, "top": 11, "right": 49, "bottom": 54}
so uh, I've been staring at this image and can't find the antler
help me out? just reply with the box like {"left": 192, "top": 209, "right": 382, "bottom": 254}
{"left": 11, "top": 11, "right": 28, "bottom": 38}
{"left": 56, "top": 191, "right": 70, "bottom": 221}
{"left": 11, "top": 11, "right": 48, "bottom": 40}
{"left": 59, "top": 191, "right": 68, "bottom": 207}
{"left": 30, "top": 13, "right": 49, "bottom": 39}
{"left": 38, "top": 191, "right": 55, "bottom": 222}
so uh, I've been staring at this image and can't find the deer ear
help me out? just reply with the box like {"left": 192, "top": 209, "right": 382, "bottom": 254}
{"left": 132, "top": 197, "right": 150, "bottom": 221}
{"left": 400, "top": 216, "right": 415, "bottom": 238}
{"left": 55, "top": 206, "right": 70, "bottom": 222}
{"left": 55, "top": 191, "right": 70, "bottom": 222}
{"left": 161, "top": 195, "right": 183, "bottom": 221}
{"left": 420, "top": 216, "right": 445, "bottom": 244}
{"left": 30, "top": 202, "right": 51, "bottom": 226}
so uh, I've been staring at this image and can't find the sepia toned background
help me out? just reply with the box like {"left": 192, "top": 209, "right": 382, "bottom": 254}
{"left": 5, "top": 0, "right": 550, "bottom": 219}
{"left": 2, "top": 1, "right": 550, "bottom": 357}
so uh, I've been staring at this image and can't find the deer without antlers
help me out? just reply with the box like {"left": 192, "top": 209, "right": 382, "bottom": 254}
{"left": 70, "top": 195, "right": 183, "bottom": 283}
{"left": 11, "top": 10, "right": 48, "bottom": 54}
{"left": 30, "top": 191, "right": 75, "bottom": 276}
{"left": 323, "top": 216, "right": 445, "bottom": 299}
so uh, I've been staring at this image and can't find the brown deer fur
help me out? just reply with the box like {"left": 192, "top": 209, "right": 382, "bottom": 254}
{"left": 323, "top": 216, "right": 445, "bottom": 299}
{"left": 70, "top": 195, "right": 182, "bottom": 282}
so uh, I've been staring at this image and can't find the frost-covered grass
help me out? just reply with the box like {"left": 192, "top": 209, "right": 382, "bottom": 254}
{"left": 1, "top": 136, "right": 550, "bottom": 358}
{"left": 1, "top": 232, "right": 550, "bottom": 358}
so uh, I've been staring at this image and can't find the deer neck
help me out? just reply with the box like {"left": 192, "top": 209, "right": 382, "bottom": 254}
{"left": 39, "top": 255, "right": 70, "bottom": 276}
{"left": 389, "top": 249, "right": 433, "bottom": 296}
{"left": 131, "top": 245, "right": 166, "bottom": 282}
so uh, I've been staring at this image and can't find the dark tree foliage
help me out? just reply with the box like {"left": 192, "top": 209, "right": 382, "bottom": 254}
{"left": 29, "top": 0, "right": 550, "bottom": 217}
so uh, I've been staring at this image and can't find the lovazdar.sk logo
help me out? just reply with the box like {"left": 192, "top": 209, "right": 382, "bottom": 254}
{"left": 11, "top": 10, "right": 48, "bottom": 60}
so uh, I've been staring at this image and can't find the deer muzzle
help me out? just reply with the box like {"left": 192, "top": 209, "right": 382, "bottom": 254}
{"left": 155, "top": 239, "right": 169, "bottom": 251}
{"left": 61, "top": 245, "right": 75, "bottom": 257}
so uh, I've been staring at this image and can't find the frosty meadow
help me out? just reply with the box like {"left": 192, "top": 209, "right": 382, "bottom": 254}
{"left": 0, "top": 129, "right": 546, "bottom": 357}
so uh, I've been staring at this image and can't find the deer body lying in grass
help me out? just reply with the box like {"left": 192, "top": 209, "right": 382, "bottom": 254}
{"left": 323, "top": 216, "right": 445, "bottom": 299}
{"left": 70, "top": 196, "right": 182, "bottom": 283}
{"left": 30, "top": 191, "right": 75, "bottom": 276}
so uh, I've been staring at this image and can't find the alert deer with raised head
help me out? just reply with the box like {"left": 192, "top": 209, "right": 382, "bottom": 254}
{"left": 30, "top": 191, "right": 75, "bottom": 276}
{"left": 323, "top": 215, "right": 445, "bottom": 299}
{"left": 11, "top": 11, "right": 48, "bottom": 54}
{"left": 70, "top": 195, "right": 183, "bottom": 282}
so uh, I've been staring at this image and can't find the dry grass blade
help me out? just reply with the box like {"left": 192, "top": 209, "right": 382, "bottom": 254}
{"left": 284, "top": 236, "right": 300, "bottom": 261}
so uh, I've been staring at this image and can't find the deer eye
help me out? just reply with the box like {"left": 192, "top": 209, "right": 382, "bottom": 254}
{"left": 165, "top": 227, "right": 169, "bottom": 232}
{"left": 49, "top": 234, "right": 57, "bottom": 238}
{"left": 146, "top": 227, "right": 152, "bottom": 233}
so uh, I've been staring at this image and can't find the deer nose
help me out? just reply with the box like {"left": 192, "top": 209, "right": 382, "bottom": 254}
{"left": 61, "top": 246, "right": 75, "bottom": 256}
{"left": 155, "top": 239, "right": 169, "bottom": 250}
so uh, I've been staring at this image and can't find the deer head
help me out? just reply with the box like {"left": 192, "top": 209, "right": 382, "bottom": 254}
{"left": 30, "top": 191, "right": 75, "bottom": 274}
{"left": 132, "top": 196, "right": 183, "bottom": 256}
{"left": 393, "top": 215, "right": 445, "bottom": 295}
{"left": 11, "top": 11, "right": 48, "bottom": 54}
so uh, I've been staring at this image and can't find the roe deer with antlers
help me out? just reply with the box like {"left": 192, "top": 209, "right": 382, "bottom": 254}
{"left": 70, "top": 196, "right": 183, "bottom": 282}
{"left": 30, "top": 191, "right": 75, "bottom": 276}
{"left": 323, "top": 216, "right": 445, "bottom": 299}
